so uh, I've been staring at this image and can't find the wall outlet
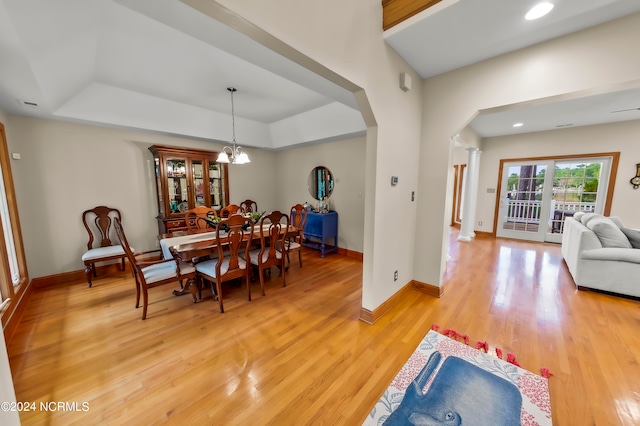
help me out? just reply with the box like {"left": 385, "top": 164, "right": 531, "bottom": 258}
{"left": 394, "top": 270, "right": 398, "bottom": 281}
{"left": 478, "top": 221, "right": 483, "bottom": 226}
{"left": 411, "top": 191, "right": 415, "bottom": 201}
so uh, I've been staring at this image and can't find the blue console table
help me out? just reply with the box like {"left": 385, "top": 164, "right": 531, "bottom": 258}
{"left": 302, "top": 210, "right": 338, "bottom": 257}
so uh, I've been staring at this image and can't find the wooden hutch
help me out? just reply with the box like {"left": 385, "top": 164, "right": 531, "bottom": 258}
{"left": 149, "top": 145, "right": 229, "bottom": 234}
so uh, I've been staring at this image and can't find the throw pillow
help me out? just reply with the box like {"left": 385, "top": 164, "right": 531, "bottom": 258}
{"left": 587, "top": 218, "right": 633, "bottom": 248}
{"left": 621, "top": 227, "right": 640, "bottom": 249}
{"left": 608, "top": 216, "right": 625, "bottom": 228}
{"left": 580, "top": 213, "right": 602, "bottom": 226}
{"left": 572, "top": 211, "right": 585, "bottom": 221}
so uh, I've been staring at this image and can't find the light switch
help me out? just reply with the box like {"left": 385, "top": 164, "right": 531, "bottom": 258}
{"left": 11, "top": 153, "right": 20, "bottom": 160}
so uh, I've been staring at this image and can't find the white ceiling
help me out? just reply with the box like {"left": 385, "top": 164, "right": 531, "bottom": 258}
{"left": 0, "top": 0, "right": 364, "bottom": 149}
{"left": 1, "top": 0, "right": 640, "bottom": 146}
{"left": 384, "top": 0, "right": 640, "bottom": 138}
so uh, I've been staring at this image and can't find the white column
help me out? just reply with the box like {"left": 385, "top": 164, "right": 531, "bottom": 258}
{"left": 458, "top": 148, "right": 481, "bottom": 242}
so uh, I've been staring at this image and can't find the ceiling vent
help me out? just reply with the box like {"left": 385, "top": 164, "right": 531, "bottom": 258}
{"left": 611, "top": 107, "right": 640, "bottom": 113}
{"left": 17, "top": 99, "right": 38, "bottom": 108}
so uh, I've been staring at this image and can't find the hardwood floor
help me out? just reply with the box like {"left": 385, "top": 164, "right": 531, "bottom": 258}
{"left": 7, "top": 231, "right": 640, "bottom": 425}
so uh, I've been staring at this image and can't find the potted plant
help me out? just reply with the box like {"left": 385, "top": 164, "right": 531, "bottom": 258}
{"left": 210, "top": 164, "right": 220, "bottom": 179}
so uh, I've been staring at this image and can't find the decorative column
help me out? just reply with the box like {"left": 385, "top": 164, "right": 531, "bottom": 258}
{"left": 458, "top": 148, "right": 481, "bottom": 242}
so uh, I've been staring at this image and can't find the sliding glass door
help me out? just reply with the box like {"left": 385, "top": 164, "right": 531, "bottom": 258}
{"left": 496, "top": 156, "right": 614, "bottom": 243}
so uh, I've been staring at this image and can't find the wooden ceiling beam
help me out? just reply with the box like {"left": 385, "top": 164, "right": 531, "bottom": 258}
{"left": 382, "top": 0, "right": 443, "bottom": 31}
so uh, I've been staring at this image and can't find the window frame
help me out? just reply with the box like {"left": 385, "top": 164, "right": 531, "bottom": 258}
{"left": 0, "top": 122, "right": 29, "bottom": 323}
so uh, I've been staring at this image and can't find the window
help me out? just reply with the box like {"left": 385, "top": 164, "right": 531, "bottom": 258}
{"left": 0, "top": 123, "right": 28, "bottom": 313}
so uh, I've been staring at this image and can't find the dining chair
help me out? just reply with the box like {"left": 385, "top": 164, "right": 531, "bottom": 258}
{"left": 194, "top": 214, "right": 254, "bottom": 313}
{"left": 185, "top": 206, "right": 218, "bottom": 231}
{"left": 81, "top": 206, "right": 131, "bottom": 287}
{"left": 246, "top": 211, "right": 290, "bottom": 295}
{"left": 240, "top": 199, "right": 258, "bottom": 214}
{"left": 286, "top": 204, "right": 308, "bottom": 268}
{"left": 114, "top": 218, "right": 196, "bottom": 320}
{"left": 220, "top": 203, "right": 244, "bottom": 218}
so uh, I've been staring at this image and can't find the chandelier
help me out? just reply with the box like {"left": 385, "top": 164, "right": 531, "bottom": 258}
{"left": 216, "top": 87, "right": 250, "bottom": 165}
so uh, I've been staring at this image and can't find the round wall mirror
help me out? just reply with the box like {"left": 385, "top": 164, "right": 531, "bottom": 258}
{"left": 308, "top": 166, "right": 334, "bottom": 200}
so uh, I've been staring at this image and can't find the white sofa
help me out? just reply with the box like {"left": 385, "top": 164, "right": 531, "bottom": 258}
{"left": 561, "top": 213, "right": 640, "bottom": 297}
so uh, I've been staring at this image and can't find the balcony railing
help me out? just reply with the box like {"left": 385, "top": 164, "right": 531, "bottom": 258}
{"left": 504, "top": 199, "right": 596, "bottom": 225}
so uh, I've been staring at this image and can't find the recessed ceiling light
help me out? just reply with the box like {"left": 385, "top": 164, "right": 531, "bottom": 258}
{"left": 513, "top": 122, "right": 524, "bottom": 128}
{"left": 525, "top": 2, "right": 554, "bottom": 20}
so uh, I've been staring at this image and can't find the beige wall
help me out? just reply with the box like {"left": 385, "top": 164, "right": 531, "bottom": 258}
{"left": 2, "top": 114, "right": 366, "bottom": 279}
{"left": 276, "top": 137, "right": 366, "bottom": 253}
{"left": 417, "top": 13, "right": 640, "bottom": 287}
{"left": 476, "top": 120, "right": 640, "bottom": 232}
{"left": 3, "top": 115, "right": 280, "bottom": 278}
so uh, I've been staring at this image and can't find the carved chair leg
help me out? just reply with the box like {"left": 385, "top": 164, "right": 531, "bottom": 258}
{"left": 246, "top": 272, "right": 252, "bottom": 302}
{"left": 141, "top": 287, "right": 149, "bottom": 320}
{"left": 215, "top": 280, "right": 224, "bottom": 313}
{"left": 92, "top": 263, "right": 97, "bottom": 277}
{"left": 135, "top": 278, "right": 141, "bottom": 309}
{"left": 84, "top": 264, "right": 93, "bottom": 288}
{"left": 298, "top": 251, "right": 302, "bottom": 267}
{"left": 281, "top": 261, "right": 286, "bottom": 287}
{"left": 259, "top": 266, "right": 266, "bottom": 296}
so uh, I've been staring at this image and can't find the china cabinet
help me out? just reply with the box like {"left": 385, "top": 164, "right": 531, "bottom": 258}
{"left": 149, "top": 145, "right": 229, "bottom": 234}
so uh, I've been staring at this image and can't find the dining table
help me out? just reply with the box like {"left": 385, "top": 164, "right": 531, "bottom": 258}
{"left": 159, "top": 223, "right": 300, "bottom": 297}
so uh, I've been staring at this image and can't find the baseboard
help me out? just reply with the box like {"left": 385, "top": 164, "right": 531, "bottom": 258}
{"left": 32, "top": 263, "right": 133, "bottom": 288}
{"left": 412, "top": 279, "right": 446, "bottom": 297}
{"left": 474, "top": 231, "right": 493, "bottom": 238}
{"left": 337, "top": 247, "right": 363, "bottom": 261}
{"left": 359, "top": 281, "right": 414, "bottom": 324}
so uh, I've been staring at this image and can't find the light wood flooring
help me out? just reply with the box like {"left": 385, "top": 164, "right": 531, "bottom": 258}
{"left": 7, "top": 230, "right": 640, "bottom": 425}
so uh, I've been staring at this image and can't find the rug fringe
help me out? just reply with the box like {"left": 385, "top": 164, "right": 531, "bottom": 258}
{"left": 506, "top": 353, "right": 522, "bottom": 367}
{"left": 475, "top": 341, "right": 489, "bottom": 353}
{"left": 435, "top": 326, "right": 551, "bottom": 378}
{"left": 540, "top": 368, "right": 553, "bottom": 378}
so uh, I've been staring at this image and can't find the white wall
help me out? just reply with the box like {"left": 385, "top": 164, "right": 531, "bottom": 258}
{"left": 476, "top": 120, "right": 640, "bottom": 232}
{"left": 276, "top": 137, "right": 366, "bottom": 253}
{"left": 416, "top": 12, "right": 640, "bottom": 287}
{"left": 207, "top": 0, "right": 424, "bottom": 309}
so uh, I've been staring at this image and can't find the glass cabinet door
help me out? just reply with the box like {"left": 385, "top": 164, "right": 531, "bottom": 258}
{"left": 208, "top": 163, "right": 224, "bottom": 208}
{"left": 154, "top": 158, "right": 164, "bottom": 216}
{"left": 166, "top": 157, "right": 189, "bottom": 214}
{"left": 192, "top": 160, "right": 205, "bottom": 206}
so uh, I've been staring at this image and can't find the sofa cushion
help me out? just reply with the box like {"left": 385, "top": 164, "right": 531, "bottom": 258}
{"left": 587, "top": 218, "right": 633, "bottom": 248}
{"left": 580, "top": 213, "right": 602, "bottom": 226}
{"left": 572, "top": 211, "right": 585, "bottom": 221}
{"left": 621, "top": 227, "right": 640, "bottom": 249}
{"left": 581, "top": 247, "right": 640, "bottom": 264}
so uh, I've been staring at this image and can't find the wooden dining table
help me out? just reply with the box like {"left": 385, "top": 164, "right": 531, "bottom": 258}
{"left": 159, "top": 224, "right": 300, "bottom": 297}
